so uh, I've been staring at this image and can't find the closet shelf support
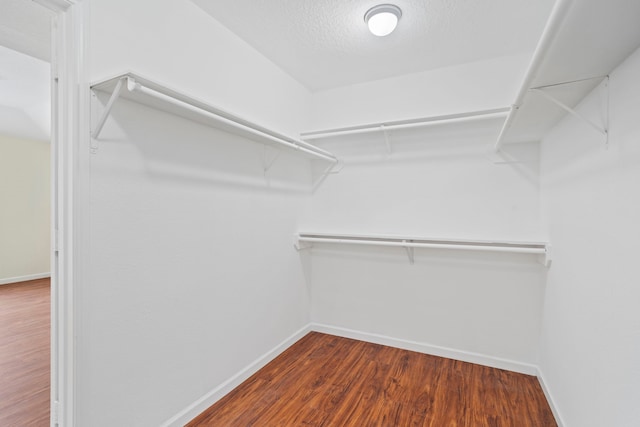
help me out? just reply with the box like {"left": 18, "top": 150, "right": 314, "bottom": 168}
{"left": 295, "top": 233, "right": 550, "bottom": 267}
{"left": 312, "top": 160, "right": 344, "bottom": 193}
{"left": 90, "top": 73, "right": 340, "bottom": 165}
{"left": 301, "top": 107, "right": 510, "bottom": 141}
{"left": 403, "top": 243, "right": 415, "bottom": 264}
{"left": 92, "top": 76, "right": 126, "bottom": 139}
{"left": 381, "top": 125, "right": 392, "bottom": 154}
{"left": 493, "top": 0, "right": 573, "bottom": 152}
{"left": 541, "top": 244, "right": 552, "bottom": 267}
{"left": 531, "top": 87, "right": 608, "bottom": 136}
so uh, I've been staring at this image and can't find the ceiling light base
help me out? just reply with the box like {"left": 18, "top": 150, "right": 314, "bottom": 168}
{"left": 364, "top": 4, "right": 402, "bottom": 37}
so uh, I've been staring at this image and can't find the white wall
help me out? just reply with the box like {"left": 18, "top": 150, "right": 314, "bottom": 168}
{"left": 82, "top": 2, "right": 551, "bottom": 424}
{"left": 83, "top": 1, "right": 313, "bottom": 425}
{"left": 0, "top": 134, "right": 50, "bottom": 283}
{"left": 307, "top": 54, "right": 529, "bottom": 131}
{"left": 303, "top": 139, "right": 541, "bottom": 240}
{"left": 91, "top": 0, "right": 310, "bottom": 137}
{"left": 300, "top": 55, "right": 547, "bottom": 370}
{"left": 538, "top": 47, "right": 640, "bottom": 427}
{"left": 304, "top": 53, "right": 541, "bottom": 238}
{"left": 0, "top": 46, "right": 51, "bottom": 142}
{"left": 302, "top": 141, "right": 546, "bottom": 369}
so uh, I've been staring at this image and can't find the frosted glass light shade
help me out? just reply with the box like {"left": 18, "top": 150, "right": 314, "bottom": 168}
{"left": 365, "top": 4, "right": 402, "bottom": 37}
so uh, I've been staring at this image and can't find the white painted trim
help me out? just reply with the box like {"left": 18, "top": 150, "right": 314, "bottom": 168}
{"left": 311, "top": 323, "right": 538, "bottom": 375}
{"left": 0, "top": 273, "right": 51, "bottom": 285}
{"left": 33, "top": 0, "right": 75, "bottom": 12}
{"left": 537, "top": 368, "right": 566, "bottom": 427}
{"left": 49, "top": 1, "right": 88, "bottom": 426}
{"left": 160, "top": 324, "right": 312, "bottom": 427}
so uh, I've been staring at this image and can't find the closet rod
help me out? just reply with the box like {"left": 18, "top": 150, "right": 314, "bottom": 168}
{"left": 128, "top": 81, "right": 338, "bottom": 163}
{"left": 494, "top": 0, "right": 573, "bottom": 152}
{"left": 297, "top": 236, "right": 547, "bottom": 255}
{"left": 92, "top": 74, "right": 338, "bottom": 164}
{"left": 301, "top": 108, "right": 510, "bottom": 141}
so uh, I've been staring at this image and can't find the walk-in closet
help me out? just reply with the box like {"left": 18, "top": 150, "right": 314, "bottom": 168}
{"left": 9, "top": 0, "right": 639, "bottom": 426}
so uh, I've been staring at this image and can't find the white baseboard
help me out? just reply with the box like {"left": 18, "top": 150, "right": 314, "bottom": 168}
{"left": 160, "top": 324, "right": 312, "bottom": 427}
{"left": 537, "top": 368, "right": 565, "bottom": 427}
{"left": 310, "top": 323, "right": 538, "bottom": 376}
{"left": 0, "top": 272, "right": 50, "bottom": 285}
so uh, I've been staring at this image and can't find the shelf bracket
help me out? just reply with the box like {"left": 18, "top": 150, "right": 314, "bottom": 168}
{"left": 531, "top": 86, "right": 608, "bottom": 137}
{"left": 294, "top": 235, "right": 312, "bottom": 251}
{"left": 92, "top": 76, "right": 127, "bottom": 139}
{"left": 403, "top": 241, "right": 415, "bottom": 264}
{"left": 262, "top": 145, "right": 280, "bottom": 174}
{"left": 312, "top": 160, "right": 343, "bottom": 193}
{"left": 604, "top": 75, "right": 610, "bottom": 148}
{"left": 381, "top": 125, "right": 392, "bottom": 155}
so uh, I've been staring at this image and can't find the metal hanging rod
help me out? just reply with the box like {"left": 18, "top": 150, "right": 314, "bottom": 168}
{"left": 295, "top": 232, "right": 551, "bottom": 266}
{"left": 91, "top": 73, "right": 339, "bottom": 164}
{"left": 300, "top": 107, "right": 510, "bottom": 141}
{"left": 296, "top": 234, "right": 546, "bottom": 254}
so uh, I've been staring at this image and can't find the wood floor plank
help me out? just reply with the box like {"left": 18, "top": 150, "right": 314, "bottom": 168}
{"left": 188, "top": 332, "right": 556, "bottom": 427}
{"left": 0, "top": 278, "right": 50, "bottom": 427}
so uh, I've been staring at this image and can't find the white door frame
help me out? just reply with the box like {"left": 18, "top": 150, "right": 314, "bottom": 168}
{"left": 35, "top": 0, "right": 87, "bottom": 425}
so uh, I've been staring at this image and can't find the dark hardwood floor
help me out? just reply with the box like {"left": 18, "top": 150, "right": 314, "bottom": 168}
{"left": 0, "top": 278, "right": 50, "bottom": 427}
{"left": 188, "top": 332, "right": 556, "bottom": 426}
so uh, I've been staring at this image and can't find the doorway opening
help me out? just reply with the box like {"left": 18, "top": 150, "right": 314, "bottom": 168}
{"left": 0, "top": 1, "right": 54, "bottom": 424}
{"left": 1, "top": 1, "right": 84, "bottom": 425}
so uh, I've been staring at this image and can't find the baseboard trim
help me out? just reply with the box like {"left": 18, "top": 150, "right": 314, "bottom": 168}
{"left": 0, "top": 272, "right": 50, "bottom": 285}
{"left": 160, "top": 323, "right": 312, "bottom": 427}
{"left": 537, "top": 367, "right": 566, "bottom": 427}
{"left": 310, "top": 323, "right": 538, "bottom": 376}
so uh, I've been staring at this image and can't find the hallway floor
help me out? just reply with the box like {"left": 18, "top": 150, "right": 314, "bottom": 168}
{"left": 0, "top": 278, "right": 50, "bottom": 427}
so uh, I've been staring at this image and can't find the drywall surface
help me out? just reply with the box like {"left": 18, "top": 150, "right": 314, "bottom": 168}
{"left": 307, "top": 54, "right": 529, "bottom": 131}
{"left": 302, "top": 55, "right": 545, "bottom": 366}
{"left": 302, "top": 123, "right": 546, "bottom": 366}
{"left": 538, "top": 47, "right": 640, "bottom": 427}
{"left": 309, "top": 245, "right": 546, "bottom": 366}
{"left": 83, "top": 1, "right": 313, "bottom": 425}
{"left": 189, "top": 1, "right": 553, "bottom": 91}
{"left": 0, "top": 134, "right": 50, "bottom": 282}
{"left": 0, "top": 46, "right": 51, "bottom": 142}
{"left": 304, "top": 136, "right": 542, "bottom": 240}
{"left": 91, "top": 0, "right": 310, "bottom": 138}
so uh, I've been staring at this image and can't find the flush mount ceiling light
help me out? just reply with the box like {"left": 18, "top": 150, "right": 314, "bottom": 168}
{"left": 364, "top": 4, "right": 402, "bottom": 37}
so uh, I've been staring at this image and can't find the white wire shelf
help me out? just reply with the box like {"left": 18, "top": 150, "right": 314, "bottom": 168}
{"left": 90, "top": 72, "right": 339, "bottom": 164}
{"left": 300, "top": 107, "right": 510, "bottom": 142}
{"left": 295, "top": 232, "right": 551, "bottom": 266}
{"left": 495, "top": 0, "right": 640, "bottom": 150}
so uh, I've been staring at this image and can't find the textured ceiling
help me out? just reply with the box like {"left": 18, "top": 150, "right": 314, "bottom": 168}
{"left": 191, "top": 0, "right": 555, "bottom": 91}
{"left": 0, "top": 0, "right": 53, "bottom": 62}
